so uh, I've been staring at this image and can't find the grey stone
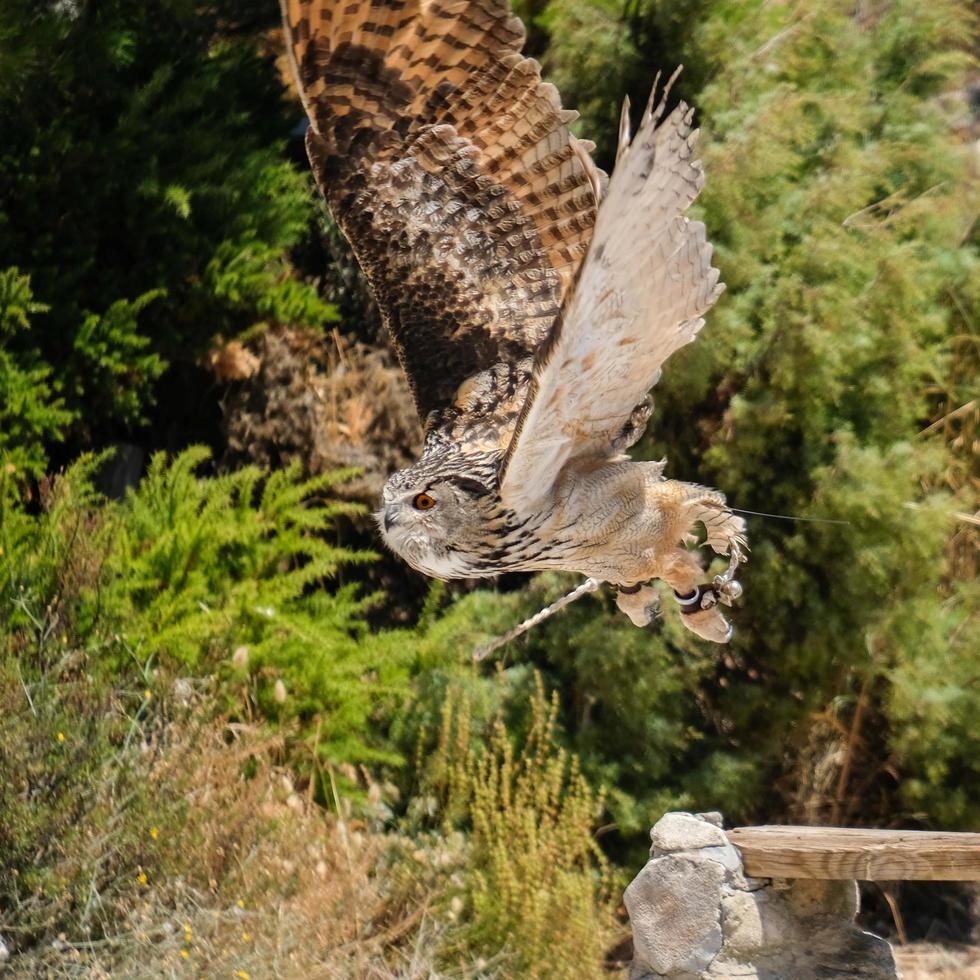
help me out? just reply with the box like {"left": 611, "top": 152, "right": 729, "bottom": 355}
{"left": 687, "top": 843, "right": 745, "bottom": 876}
{"left": 625, "top": 855, "right": 725, "bottom": 975}
{"left": 626, "top": 814, "right": 898, "bottom": 979}
{"left": 706, "top": 957, "right": 760, "bottom": 977}
{"left": 650, "top": 812, "right": 729, "bottom": 854}
{"left": 720, "top": 889, "right": 766, "bottom": 956}
{"left": 721, "top": 887, "right": 799, "bottom": 956}
{"left": 697, "top": 811, "right": 725, "bottom": 828}
{"left": 785, "top": 877, "right": 860, "bottom": 920}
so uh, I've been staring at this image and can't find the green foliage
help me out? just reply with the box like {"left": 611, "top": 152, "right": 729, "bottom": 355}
{"left": 541, "top": 0, "right": 715, "bottom": 166}
{"left": 0, "top": 448, "right": 410, "bottom": 768}
{"left": 0, "top": 458, "right": 619, "bottom": 974}
{"left": 423, "top": 675, "right": 617, "bottom": 979}
{"left": 0, "top": 268, "right": 72, "bottom": 477}
{"left": 0, "top": 0, "right": 336, "bottom": 449}
{"left": 72, "top": 288, "right": 166, "bottom": 425}
{"left": 533, "top": 0, "right": 979, "bottom": 835}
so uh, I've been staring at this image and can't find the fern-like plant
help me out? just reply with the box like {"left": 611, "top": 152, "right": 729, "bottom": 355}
{"left": 0, "top": 268, "right": 72, "bottom": 478}
{"left": 0, "top": 447, "right": 413, "bottom": 767}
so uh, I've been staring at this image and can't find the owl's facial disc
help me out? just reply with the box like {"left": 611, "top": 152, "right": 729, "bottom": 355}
{"left": 377, "top": 471, "right": 486, "bottom": 580}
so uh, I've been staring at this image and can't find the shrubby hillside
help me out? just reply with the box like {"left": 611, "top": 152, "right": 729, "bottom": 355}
{"left": 0, "top": 0, "right": 976, "bottom": 974}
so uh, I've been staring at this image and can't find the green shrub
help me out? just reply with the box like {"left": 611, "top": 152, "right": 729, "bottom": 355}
{"left": 0, "top": 447, "right": 412, "bottom": 768}
{"left": 0, "top": 269, "right": 72, "bottom": 478}
{"left": 0, "top": 456, "right": 622, "bottom": 975}
{"left": 0, "top": 0, "right": 336, "bottom": 449}
{"left": 421, "top": 674, "right": 619, "bottom": 979}
{"left": 514, "top": 0, "right": 979, "bottom": 840}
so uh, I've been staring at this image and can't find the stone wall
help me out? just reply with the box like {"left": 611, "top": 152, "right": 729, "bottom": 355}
{"left": 625, "top": 812, "right": 897, "bottom": 979}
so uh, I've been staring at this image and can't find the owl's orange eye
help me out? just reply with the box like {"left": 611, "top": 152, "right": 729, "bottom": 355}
{"left": 412, "top": 492, "right": 437, "bottom": 511}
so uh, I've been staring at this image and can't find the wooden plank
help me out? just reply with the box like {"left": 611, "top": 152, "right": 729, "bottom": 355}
{"left": 726, "top": 826, "right": 980, "bottom": 881}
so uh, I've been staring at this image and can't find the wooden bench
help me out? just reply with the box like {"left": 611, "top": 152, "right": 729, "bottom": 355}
{"left": 626, "top": 814, "right": 980, "bottom": 978}
{"left": 727, "top": 825, "right": 980, "bottom": 881}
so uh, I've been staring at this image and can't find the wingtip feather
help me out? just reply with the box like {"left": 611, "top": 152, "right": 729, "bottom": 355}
{"left": 617, "top": 95, "right": 632, "bottom": 166}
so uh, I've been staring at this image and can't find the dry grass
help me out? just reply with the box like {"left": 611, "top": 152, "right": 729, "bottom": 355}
{"left": 894, "top": 942, "right": 980, "bottom": 979}
{"left": 2, "top": 705, "right": 496, "bottom": 979}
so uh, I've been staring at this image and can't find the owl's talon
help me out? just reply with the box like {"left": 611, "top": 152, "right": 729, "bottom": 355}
{"left": 714, "top": 541, "right": 745, "bottom": 585}
{"left": 676, "top": 599, "right": 734, "bottom": 643}
{"left": 707, "top": 538, "right": 745, "bottom": 607}
{"left": 616, "top": 583, "right": 661, "bottom": 627}
{"left": 673, "top": 585, "right": 734, "bottom": 642}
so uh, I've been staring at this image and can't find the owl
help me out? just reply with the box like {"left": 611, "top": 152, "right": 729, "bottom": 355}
{"left": 280, "top": 0, "right": 747, "bottom": 642}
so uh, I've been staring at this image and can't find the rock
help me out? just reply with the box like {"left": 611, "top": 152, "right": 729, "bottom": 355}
{"left": 720, "top": 889, "right": 766, "bottom": 957}
{"left": 706, "top": 957, "right": 760, "bottom": 977}
{"left": 785, "top": 877, "right": 859, "bottom": 920}
{"left": 650, "top": 812, "right": 728, "bottom": 854}
{"left": 625, "top": 855, "right": 725, "bottom": 975}
{"left": 626, "top": 812, "right": 898, "bottom": 979}
{"left": 721, "top": 888, "right": 798, "bottom": 956}
{"left": 686, "top": 843, "right": 745, "bottom": 876}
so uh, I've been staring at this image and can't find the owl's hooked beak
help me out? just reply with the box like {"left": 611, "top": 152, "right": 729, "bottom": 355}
{"left": 383, "top": 502, "right": 403, "bottom": 532}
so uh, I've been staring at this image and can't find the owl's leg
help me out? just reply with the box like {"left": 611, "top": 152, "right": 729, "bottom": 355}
{"left": 652, "top": 547, "right": 736, "bottom": 644}
{"left": 693, "top": 493, "right": 748, "bottom": 606}
{"left": 613, "top": 480, "right": 746, "bottom": 639}
{"left": 615, "top": 582, "right": 661, "bottom": 627}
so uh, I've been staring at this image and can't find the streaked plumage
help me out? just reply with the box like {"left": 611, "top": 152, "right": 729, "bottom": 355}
{"left": 281, "top": 0, "right": 746, "bottom": 642}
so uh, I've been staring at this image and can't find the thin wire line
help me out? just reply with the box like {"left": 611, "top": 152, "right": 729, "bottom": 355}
{"left": 731, "top": 507, "right": 850, "bottom": 526}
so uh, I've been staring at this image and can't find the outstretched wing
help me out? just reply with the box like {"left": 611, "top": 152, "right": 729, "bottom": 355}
{"left": 498, "top": 75, "right": 724, "bottom": 513}
{"left": 280, "top": 0, "right": 604, "bottom": 421}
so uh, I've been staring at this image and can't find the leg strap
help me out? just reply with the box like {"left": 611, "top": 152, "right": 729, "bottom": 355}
{"left": 674, "top": 584, "right": 719, "bottom": 614}
{"left": 616, "top": 582, "right": 644, "bottom": 595}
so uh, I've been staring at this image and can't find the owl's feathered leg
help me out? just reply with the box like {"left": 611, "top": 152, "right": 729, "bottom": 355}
{"left": 615, "top": 481, "right": 747, "bottom": 642}
{"left": 665, "top": 488, "right": 747, "bottom": 642}
{"left": 641, "top": 548, "right": 734, "bottom": 643}
{"left": 615, "top": 582, "right": 661, "bottom": 627}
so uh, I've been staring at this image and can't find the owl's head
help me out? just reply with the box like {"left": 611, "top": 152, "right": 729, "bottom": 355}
{"left": 377, "top": 465, "right": 492, "bottom": 580}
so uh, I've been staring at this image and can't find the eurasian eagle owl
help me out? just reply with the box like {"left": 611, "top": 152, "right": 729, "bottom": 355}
{"left": 281, "top": 0, "right": 746, "bottom": 642}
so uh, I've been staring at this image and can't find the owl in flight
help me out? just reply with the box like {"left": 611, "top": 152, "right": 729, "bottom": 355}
{"left": 281, "top": 0, "right": 746, "bottom": 642}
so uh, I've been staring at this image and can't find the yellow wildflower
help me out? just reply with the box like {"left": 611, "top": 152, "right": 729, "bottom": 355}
{"left": 144, "top": 689, "right": 152, "bottom": 700}
{"left": 136, "top": 871, "right": 148, "bottom": 886}
{"left": 56, "top": 732, "right": 66, "bottom": 743}
{"left": 241, "top": 932, "right": 251, "bottom": 942}
{"left": 236, "top": 899, "right": 245, "bottom": 909}
{"left": 237, "top": 971, "right": 250, "bottom": 979}
{"left": 149, "top": 827, "right": 159, "bottom": 840}
{"left": 180, "top": 950, "right": 189, "bottom": 959}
